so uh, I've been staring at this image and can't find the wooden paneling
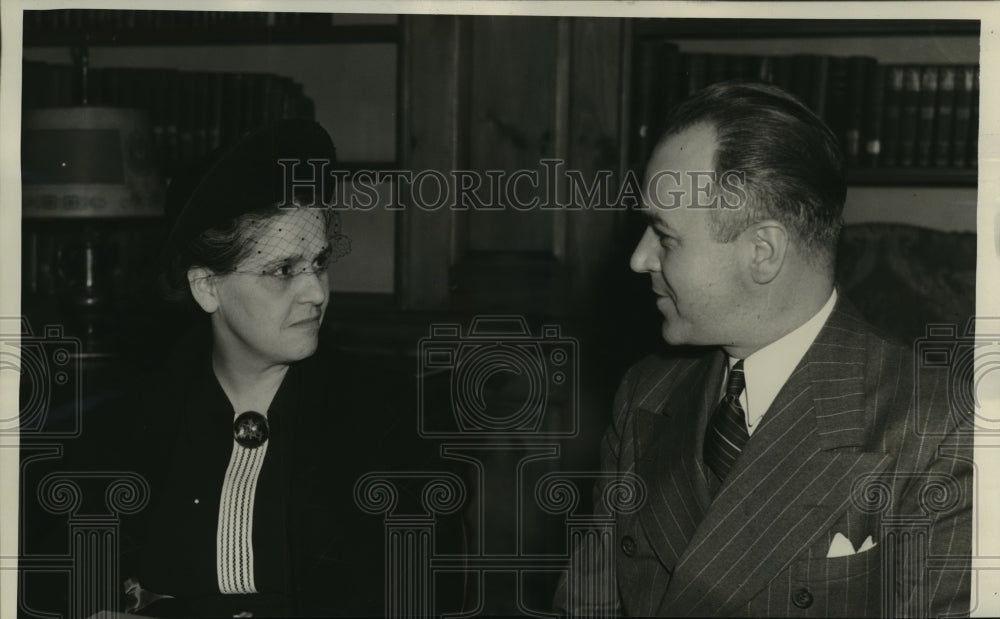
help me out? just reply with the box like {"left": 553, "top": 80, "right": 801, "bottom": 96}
{"left": 399, "top": 15, "right": 629, "bottom": 315}
{"left": 397, "top": 15, "right": 465, "bottom": 310}
{"left": 465, "top": 16, "right": 560, "bottom": 255}
{"left": 566, "top": 17, "right": 628, "bottom": 312}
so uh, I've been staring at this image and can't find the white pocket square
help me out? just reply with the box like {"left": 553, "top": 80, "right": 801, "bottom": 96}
{"left": 826, "top": 532, "right": 876, "bottom": 558}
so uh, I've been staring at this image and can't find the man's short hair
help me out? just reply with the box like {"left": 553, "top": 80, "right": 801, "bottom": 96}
{"left": 657, "top": 81, "right": 847, "bottom": 262}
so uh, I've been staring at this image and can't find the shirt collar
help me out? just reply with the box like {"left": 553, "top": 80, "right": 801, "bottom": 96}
{"left": 731, "top": 288, "right": 838, "bottom": 435}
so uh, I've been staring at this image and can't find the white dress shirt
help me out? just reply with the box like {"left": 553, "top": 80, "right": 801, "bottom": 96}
{"left": 727, "top": 288, "right": 838, "bottom": 435}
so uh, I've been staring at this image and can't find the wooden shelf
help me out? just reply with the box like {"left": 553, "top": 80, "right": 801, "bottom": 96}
{"left": 622, "top": 164, "right": 978, "bottom": 188}
{"left": 23, "top": 23, "right": 401, "bottom": 47}
{"left": 627, "top": 19, "right": 979, "bottom": 191}
{"left": 846, "top": 167, "right": 977, "bottom": 187}
{"left": 633, "top": 18, "right": 980, "bottom": 40}
{"left": 337, "top": 161, "right": 400, "bottom": 173}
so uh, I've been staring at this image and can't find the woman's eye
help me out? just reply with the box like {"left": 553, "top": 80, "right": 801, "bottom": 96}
{"left": 313, "top": 256, "right": 331, "bottom": 273}
{"left": 311, "top": 250, "right": 333, "bottom": 273}
{"left": 270, "top": 263, "right": 295, "bottom": 278}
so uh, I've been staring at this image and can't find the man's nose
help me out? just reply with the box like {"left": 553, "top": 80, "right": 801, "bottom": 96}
{"left": 629, "top": 227, "right": 660, "bottom": 273}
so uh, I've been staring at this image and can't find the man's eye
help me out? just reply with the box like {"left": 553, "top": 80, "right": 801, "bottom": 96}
{"left": 651, "top": 227, "right": 673, "bottom": 248}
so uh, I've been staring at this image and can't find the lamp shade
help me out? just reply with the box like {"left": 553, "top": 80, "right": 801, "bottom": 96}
{"left": 22, "top": 107, "right": 165, "bottom": 218}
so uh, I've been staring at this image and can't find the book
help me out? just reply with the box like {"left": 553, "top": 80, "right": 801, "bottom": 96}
{"left": 881, "top": 66, "right": 906, "bottom": 167}
{"left": 727, "top": 54, "right": 751, "bottom": 82}
{"left": 630, "top": 40, "right": 680, "bottom": 168}
{"left": 21, "top": 61, "right": 48, "bottom": 108}
{"left": 951, "top": 65, "right": 975, "bottom": 168}
{"left": 897, "top": 65, "right": 922, "bottom": 167}
{"left": 177, "top": 71, "right": 198, "bottom": 164}
{"left": 192, "top": 72, "right": 211, "bottom": 161}
{"left": 824, "top": 56, "right": 850, "bottom": 154}
{"left": 915, "top": 65, "right": 939, "bottom": 167}
{"left": 751, "top": 55, "right": 773, "bottom": 84}
{"left": 844, "top": 56, "right": 876, "bottom": 168}
{"left": 707, "top": 53, "right": 730, "bottom": 85}
{"left": 206, "top": 73, "right": 225, "bottom": 153}
{"left": 932, "top": 66, "right": 957, "bottom": 169}
{"left": 771, "top": 55, "right": 794, "bottom": 93}
{"left": 967, "top": 67, "right": 979, "bottom": 168}
{"left": 680, "top": 52, "right": 708, "bottom": 99}
{"left": 861, "top": 64, "right": 886, "bottom": 168}
{"left": 791, "top": 54, "right": 829, "bottom": 119}
{"left": 221, "top": 72, "right": 245, "bottom": 147}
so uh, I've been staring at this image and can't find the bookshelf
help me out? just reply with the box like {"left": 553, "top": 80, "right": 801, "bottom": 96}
{"left": 23, "top": 23, "right": 400, "bottom": 47}
{"left": 22, "top": 9, "right": 401, "bottom": 301}
{"left": 20, "top": 9, "right": 402, "bottom": 367}
{"left": 22, "top": 10, "right": 401, "bottom": 176}
{"left": 630, "top": 18, "right": 979, "bottom": 39}
{"left": 22, "top": 10, "right": 402, "bottom": 43}
{"left": 627, "top": 18, "right": 980, "bottom": 191}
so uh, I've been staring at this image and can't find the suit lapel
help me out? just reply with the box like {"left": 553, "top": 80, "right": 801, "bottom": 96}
{"left": 633, "top": 350, "right": 725, "bottom": 574}
{"left": 659, "top": 300, "right": 892, "bottom": 616}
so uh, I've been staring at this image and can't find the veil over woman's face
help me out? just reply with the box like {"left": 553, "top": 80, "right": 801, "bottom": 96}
{"left": 209, "top": 208, "right": 332, "bottom": 367}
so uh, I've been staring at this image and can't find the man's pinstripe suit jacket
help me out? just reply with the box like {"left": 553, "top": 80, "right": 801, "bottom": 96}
{"left": 557, "top": 298, "right": 972, "bottom": 617}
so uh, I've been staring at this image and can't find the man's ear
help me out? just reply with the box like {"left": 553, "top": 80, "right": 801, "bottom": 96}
{"left": 188, "top": 267, "right": 220, "bottom": 314}
{"left": 747, "top": 219, "right": 787, "bottom": 284}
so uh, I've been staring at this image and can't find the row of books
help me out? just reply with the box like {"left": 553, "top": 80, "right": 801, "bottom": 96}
{"left": 22, "top": 61, "right": 315, "bottom": 177}
{"left": 24, "top": 10, "right": 361, "bottom": 29}
{"left": 631, "top": 42, "right": 980, "bottom": 172}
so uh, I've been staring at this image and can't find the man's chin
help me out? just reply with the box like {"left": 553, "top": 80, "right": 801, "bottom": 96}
{"left": 660, "top": 320, "right": 688, "bottom": 346}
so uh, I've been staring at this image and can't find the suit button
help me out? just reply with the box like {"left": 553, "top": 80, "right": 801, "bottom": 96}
{"left": 792, "top": 588, "right": 813, "bottom": 609}
{"left": 621, "top": 535, "right": 636, "bottom": 557}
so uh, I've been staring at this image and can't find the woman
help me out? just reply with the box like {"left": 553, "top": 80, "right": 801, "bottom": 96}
{"left": 117, "top": 120, "right": 383, "bottom": 616}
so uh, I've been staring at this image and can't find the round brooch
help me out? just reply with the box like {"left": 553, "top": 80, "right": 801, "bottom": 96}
{"left": 233, "top": 411, "right": 269, "bottom": 448}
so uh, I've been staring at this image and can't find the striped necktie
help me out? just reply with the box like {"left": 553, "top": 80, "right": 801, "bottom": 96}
{"left": 703, "top": 359, "right": 749, "bottom": 482}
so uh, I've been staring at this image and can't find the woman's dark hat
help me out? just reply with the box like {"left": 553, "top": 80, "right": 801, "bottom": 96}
{"left": 164, "top": 119, "right": 337, "bottom": 253}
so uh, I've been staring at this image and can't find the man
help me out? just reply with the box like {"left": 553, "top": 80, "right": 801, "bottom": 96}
{"left": 555, "top": 82, "right": 972, "bottom": 617}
